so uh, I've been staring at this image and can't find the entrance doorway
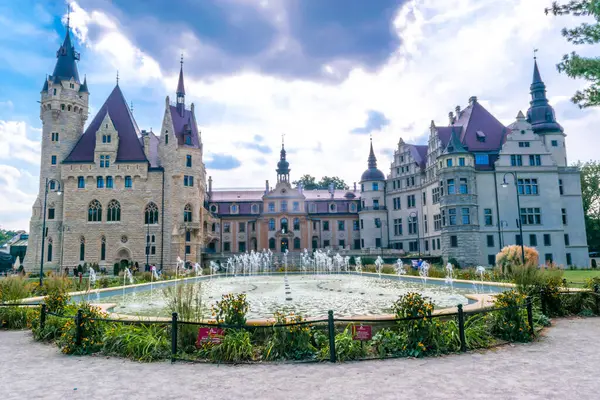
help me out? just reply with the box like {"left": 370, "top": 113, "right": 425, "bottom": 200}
{"left": 312, "top": 236, "right": 319, "bottom": 249}
{"left": 281, "top": 238, "right": 289, "bottom": 252}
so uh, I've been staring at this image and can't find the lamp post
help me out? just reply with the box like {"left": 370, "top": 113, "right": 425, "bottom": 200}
{"left": 39, "top": 178, "right": 62, "bottom": 286}
{"left": 498, "top": 220, "right": 508, "bottom": 249}
{"left": 409, "top": 211, "right": 420, "bottom": 258}
{"left": 501, "top": 172, "right": 526, "bottom": 264}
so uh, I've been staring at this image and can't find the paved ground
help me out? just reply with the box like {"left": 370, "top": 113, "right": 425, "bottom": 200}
{"left": 1, "top": 318, "right": 599, "bottom": 400}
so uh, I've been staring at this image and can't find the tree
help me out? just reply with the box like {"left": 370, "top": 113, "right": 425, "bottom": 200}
{"left": 0, "top": 228, "right": 18, "bottom": 247}
{"left": 546, "top": 1, "right": 600, "bottom": 107}
{"left": 575, "top": 160, "right": 600, "bottom": 251}
{"left": 292, "top": 175, "right": 349, "bottom": 190}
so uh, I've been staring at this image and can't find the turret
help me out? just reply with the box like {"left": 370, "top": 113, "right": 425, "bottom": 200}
{"left": 276, "top": 137, "right": 290, "bottom": 183}
{"left": 358, "top": 138, "right": 387, "bottom": 249}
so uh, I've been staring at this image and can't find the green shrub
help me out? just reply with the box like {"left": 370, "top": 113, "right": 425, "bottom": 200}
{"left": 212, "top": 293, "right": 248, "bottom": 326}
{"left": 490, "top": 290, "right": 532, "bottom": 342}
{"left": 462, "top": 314, "right": 494, "bottom": 349}
{"left": 584, "top": 276, "right": 600, "bottom": 290}
{"left": 57, "top": 303, "right": 107, "bottom": 355}
{"left": 0, "top": 275, "right": 33, "bottom": 303}
{"left": 102, "top": 323, "right": 170, "bottom": 362}
{"left": 44, "top": 286, "right": 70, "bottom": 314}
{"left": 0, "top": 306, "right": 35, "bottom": 329}
{"left": 380, "top": 265, "right": 395, "bottom": 275}
{"left": 371, "top": 328, "right": 405, "bottom": 358}
{"left": 164, "top": 282, "right": 204, "bottom": 352}
{"left": 318, "top": 326, "right": 367, "bottom": 362}
{"left": 209, "top": 329, "right": 253, "bottom": 362}
{"left": 264, "top": 312, "right": 316, "bottom": 360}
{"left": 392, "top": 292, "right": 441, "bottom": 357}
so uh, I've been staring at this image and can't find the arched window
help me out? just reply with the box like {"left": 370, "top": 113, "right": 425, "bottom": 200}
{"left": 293, "top": 237, "right": 301, "bottom": 250}
{"left": 100, "top": 236, "right": 106, "bottom": 261}
{"left": 269, "top": 237, "right": 276, "bottom": 250}
{"left": 329, "top": 203, "right": 336, "bottom": 212}
{"left": 144, "top": 202, "right": 159, "bottom": 224}
{"left": 268, "top": 218, "right": 275, "bottom": 231}
{"left": 281, "top": 218, "right": 288, "bottom": 232}
{"left": 211, "top": 223, "right": 216, "bottom": 232}
{"left": 230, "top": 204, "right": 238, "bottom": 214}
{"left": 184, "top": 204, "right": 192, "bottom": 222}
{"left": 47, "top": 238, "right": 53, "bottom": 262}
{"left": 251, "top": 204, "right": 259, "bottom": 214}
{"left": 79, "top": 237, "right": 85, "bottom": 261}
{"left": 67, "top": 105, "right": 72, "bottom": 111}
{"left": 88, "top": 200, "right": 102, "bottom": 222}
{"left": 107, "top": 200, "right": 121, "bottom": 222}
{"left": 293, "top": 218, "right": 300, "bottom": 231}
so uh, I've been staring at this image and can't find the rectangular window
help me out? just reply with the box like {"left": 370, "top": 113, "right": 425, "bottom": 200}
{"left": 425, "top": 240, "right": 429, "bottom": 251}
{"left": 516, "top": 234, "right": 522, "bottom": 245}
{"left": 338, "top": 240, "right": 345, "bottom": 248}
{"left": 520, "top": 207, "right": 542, "bottom": 225}
{"left": 324, "top": 239, "right": 331, "bottom": 247}
{"left": 562, "top": 208, "right": 568, "bottom": 225}
{"left": 544, "top": 234, "right": 551, "bottom": 246}
{"left": 360, "top": 219, "right": 364, "bottom": 230}
{"left": 51, "top": 155, "right": 57, "bottom": 165}
{"left": 447, "top": 179, "right": 455, "bottom": 194}
{"left": 106, "top": 176, "right": 113, "bottom": 189}
{"left": 293, "top": 201, "right": 300, "bottom": 211}
{"left": 422, "top": 191, "right": 426, "bottom": 205}
{"left": 437, "top": 238, "right": 440, "bottom": 249}
{"left": 408, "top": 218, "right": 417, "bottom": 235}
{"left": 446, "top": 158, "right": 453, "bottom": 167}
{"left": 517, "top": 178, "right": 538, "bottom": 195}
{"left": 353, "top": 220, "right": 359, "bottom": 231}
{"left": 100, "top": 155, "right": 105, "bottom": 168}
{"left": 434, "top": 214, "right": 441, "bottom": 231}
{"left": 354, "top": 239, "right": 361, "bottom": 249}
{"left": 529, "top": 154, "right": 542, "bottom": 166}
{"left": 372, "top": 183, "right": 379, "bottom": 191}
{"left": 461, "top": 208, "right": 470, "bottom": 224}
{"left": 409, "top": 241, "right": 418, "bottom": 252}
{"left": 185, "top": 155, "right": 192, "bottom": 168}
{"left": 281, "top": 201, "right": 288, "bottom": 212}
{"left": 125, "top": 176, "right": 132, "bottom": 188}
{"left": 510, "top": 155, "right": 523, "bottom": 166}
{"left": 475, "top": 154, "right": 489, "bottom": 165}
{"left": 487, "top": 235, "right": 494, "bottom": 247}
{"left": 411, "top": 176, "right": 415, "bottom": 186}
{"left": 268, "top": 202, "right": 275, "bottom": 212}
{"left": 432, "top": 187, "right": 440, "bottom": 204}
{"left": 373, "top": 199, "right": 380, "bottom": 209}
{"left": 183, "top": 175, "right": 194, "bottom": 187}
{"left": 459, "top": 178, "right": 468, "bottom": 194}
{"left": 566, "top": 253, "right": 572, "bottom": 265}
{"left": 223, "top": 223, "right": 231, "bottom": 233}
{"left": 394, "top": 218, "right": 403, "bottom": 236}
{"left": 484, "top": 209, "right": 493, "bottom": 226}
{"left": 323, "top": 221, "right": 330, "bottom": 231}
{"left": 488, "top": 255, "right": 496, "bottom": 265}
{"left": 239, "top": 222, "right": 246, "bottom": 233}
{"left": 375, "top": 238, "right": 381, "bottom": 248}
{"left": 551, "top": 140, "right": 558, "bottom": 147}
{"left": 97, "top": 176, "right": 104, "bottom": 188}
{"left": 449, "top": 208, "right": 457, "bottom": 226}
{"left": 518, "top": 141, "right": 530, "bottom": 148}
{"left": 407, "top": 195, "right": 416, "bottom": 208}
{"left": 545, "top": 253, "right": 553, "bottom": 263}
{"left": 48, "top": 208, "right": 55, "bottom": 220}
{"left": 423, "top": 215, "right": 428, "bottom": 233}
{"left": 104, "top": 155, "right": 110, "bottom": 168}
{"left": 338, "top": 221, "right": 345, "bottom": 231}
{"left": 529, "top": 234, "right": 538, "bottom": 247}
{"left": 223, "top": 242, "right": 231, "bottom": 252}
{"left": 185, "top": 231, "right": 191, "bottom": 242}
{"left": 238, "top": 241, "right": 246, "bottom": 252}
{"left": 564, "top": 234, "right": 570, "bottom": 246}
{"left": 459, "top": 157, "right": 465, "bottom": 166}
{"left": 77, "top": 176, "right": 85, "bottom": 188}
{"left": 450, "top": 235, "right": 458, "bottom": 248}
{"left": 559, "top": 179, "right": 564, "bottom": 195}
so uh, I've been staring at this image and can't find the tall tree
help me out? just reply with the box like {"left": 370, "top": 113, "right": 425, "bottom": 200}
{"left": 292, "top": 174, "right": 318, "bottom": 190}
{"left": 546, "top": 1, "right": 600, "bottom": 107}
{"left": 574, "top": 160, "right": 600, "bottom": 251}
{"left": 318, "top": 176, "right": 350, "bottom": 190}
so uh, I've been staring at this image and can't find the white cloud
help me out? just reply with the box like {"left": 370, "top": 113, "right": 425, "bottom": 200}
{"left": 0, "top": 120, "right": 41, "bottom": 165}
{"left": 0, "top": 165, "right": 37, "bottom": 231}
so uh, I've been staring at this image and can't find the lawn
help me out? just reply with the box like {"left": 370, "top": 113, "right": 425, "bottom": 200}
{"left": 563, "top": 270, "right": 600, "bottom": 288}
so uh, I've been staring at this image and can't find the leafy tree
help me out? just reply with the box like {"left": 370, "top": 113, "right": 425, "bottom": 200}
{"left": 292, "top": 175, "right": 350, "bottom": 190}
{"left": 575, "top": 160, "right": 600, "bottom": 251}
{"left": 546, "top": 1, "right": 600, "bottom": 107}
{"left": 0, "top": 228, "right": 18, "bottom": 247}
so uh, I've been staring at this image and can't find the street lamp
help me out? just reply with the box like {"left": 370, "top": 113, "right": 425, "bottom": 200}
{"left": 501, "top": 172, "right": 526, "bottom": 264}
{"left": 409, "top": 211, "right": 420, "bottom": 258}
{"left": 40, "top": 178, "right": 62, "bottom": 286}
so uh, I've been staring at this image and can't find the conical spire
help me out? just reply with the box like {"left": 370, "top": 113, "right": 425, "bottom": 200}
{"left": 79, "top": 75, "right": 89, "bottom": 93}
{"left": 444, "top": 127, "right": 467, "bottom": 154}
{"left": 51, "top": 27, "right": 80, "bottom": 83}
{"left": 177, "top": 55, "right": 185, "bottom": 96}
{"left": 276, "top": 135, "right": 290, "bottom": 183}
{"left": 526, "top": 57, "right": 563, "bottom": 133}
{"left": 368, "top": 137, "right": 377, "bottom": 169}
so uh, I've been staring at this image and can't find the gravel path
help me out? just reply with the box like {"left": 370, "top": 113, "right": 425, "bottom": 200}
{"left": 1, "top": 318, "right": 599, "bottom": 400}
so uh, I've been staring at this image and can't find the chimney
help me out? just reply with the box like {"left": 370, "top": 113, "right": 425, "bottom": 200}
{"left": 353, "top": 182, "right": 357, "bottom": 191}
{"left": 469, "top": 96, "right": 478, "bottom": 105}
{"left": 448, "top": 111, "right": 455, "bottom": 125}
{"left": 265, "top": 179, "right": 269, "bottom": 195}
{"left": 455, "top": 105, "right": 461, "bottom": 115}
{"left": 208, "top": 176, "right": 213, "bottom": 194}
{"left": 329, "top": 183, "right": 335, "bottom": 198}
{"left": 141, "top": 130, "right": 150, "bottom": 159}
{"left": 298, "top": 182, "right": 304, "bottom": 194}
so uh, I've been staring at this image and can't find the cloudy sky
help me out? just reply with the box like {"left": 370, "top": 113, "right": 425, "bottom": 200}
{"left": 0, "top": 0, "right": 599, "bottom": 231}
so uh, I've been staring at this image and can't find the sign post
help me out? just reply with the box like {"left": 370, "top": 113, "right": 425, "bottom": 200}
{"left": 196, "top": 327, "right": 225, "bottom": 347}
{"left": 352, "top": 324, "right": 372, "bottom": 341}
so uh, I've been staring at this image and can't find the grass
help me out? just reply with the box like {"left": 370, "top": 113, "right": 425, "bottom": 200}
{"left": 563, "top": 270, "right": 600, "bottom": 288}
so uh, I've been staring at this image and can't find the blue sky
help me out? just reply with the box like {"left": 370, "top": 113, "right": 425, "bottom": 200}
{"left": 1, "top": 0, "right": 600, "bottom": 230}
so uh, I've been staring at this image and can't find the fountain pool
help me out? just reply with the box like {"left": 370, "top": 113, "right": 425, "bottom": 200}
{"left": 91, "top": 273, "right": 507, "bottom": 320}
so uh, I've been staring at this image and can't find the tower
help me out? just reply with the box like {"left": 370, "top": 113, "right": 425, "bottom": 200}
{"left": 358, "top": 138, "right": 388, "bottom": 249}
{"left": 276, "top": 137, "right": 290, "bottom": 183}
{"left": 24, "top": 24, "right": 89, "bottom": 271}
{"left": 526, "top": 57, "right": 567, "bottom": 166}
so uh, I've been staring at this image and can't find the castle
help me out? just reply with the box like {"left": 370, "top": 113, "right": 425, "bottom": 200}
{"left": 24, "top": 25, "right": 589, "bottom": 271}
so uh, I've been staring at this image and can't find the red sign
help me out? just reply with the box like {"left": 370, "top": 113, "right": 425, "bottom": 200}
{"left": 352, "top": 325, "right": 372, "bottom": 341}
{"left": 196, "top": 327, "right": 225, "bottom": 347}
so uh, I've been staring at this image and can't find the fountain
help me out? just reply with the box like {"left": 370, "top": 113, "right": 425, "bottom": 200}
{"left": 476, "top": 266, "right": 486, "bottom": 281}
{"left": 375, "top": 256, "right": 384, "bottom": 278}
{"left": 419, "top": 261, "right": 430, "bottom": 284}
{"left": 194, "top": 262, "right": 202, "bottom": 276}
{"left": 445, "top": 262, "right": 454, "bottom": 290}
{"left": 395, "top": 259, "right": 406, "bottom": 276}
{"left": 176, "top": 257, "right": 184, "bottom": 280}
{"left": 122, "top": 267, "right": 134, "bottom": 302}
{"left": 355, "top": 257, "right": 363, "bottom": 274}
{"left": 283, "top": 249, "right": 289, "bottom": 276}
{"left": 88, "top": 266, "right": 97, "bottom": 290}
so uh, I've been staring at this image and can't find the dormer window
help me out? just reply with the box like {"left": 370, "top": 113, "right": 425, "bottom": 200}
{"left": 102, "top": 134, "right": 111, "bottom": 143}
{"left": 69, "top": 83, "right": 75, "bottom": 89}
{"left": 329, "top": 203, "right": 337, "bottom": 213}
{"left": 476, "top": 131, "right": 486, "bottom": 142}
{"left": 100, "top": 155, "right": 110, "bottom": 168}
{"left": 185, "top": 135, "right": 192, "bottom": 145}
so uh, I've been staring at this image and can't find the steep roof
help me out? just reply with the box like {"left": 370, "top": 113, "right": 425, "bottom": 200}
{"left": 176, "top": 64, "right": 185, "bottom": 95}
{"left": 64, "top": 85, "right": 147, "bottom": 163}
{"left": 443, "top": 127, "right": 468, "bottom": 154}
{"left": 169, "top": 106, "right": 201, "bottom": 148}
{"left": 51, "top": 30, "right": 80, "bottom": 83}
{"left": 408, "top": 144, "right": 428, "bottom": 168}
{"left": 526, "top": 59, "right": 564, "bottom": 134}
{"left": 453, "top": 99, "right": 507, "bottom": 151}
{"left": 361, "top": 139, "right": 385, "bottom": 181}
{"left": 139, "top": 130, "right": 160, "bottom": 167}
